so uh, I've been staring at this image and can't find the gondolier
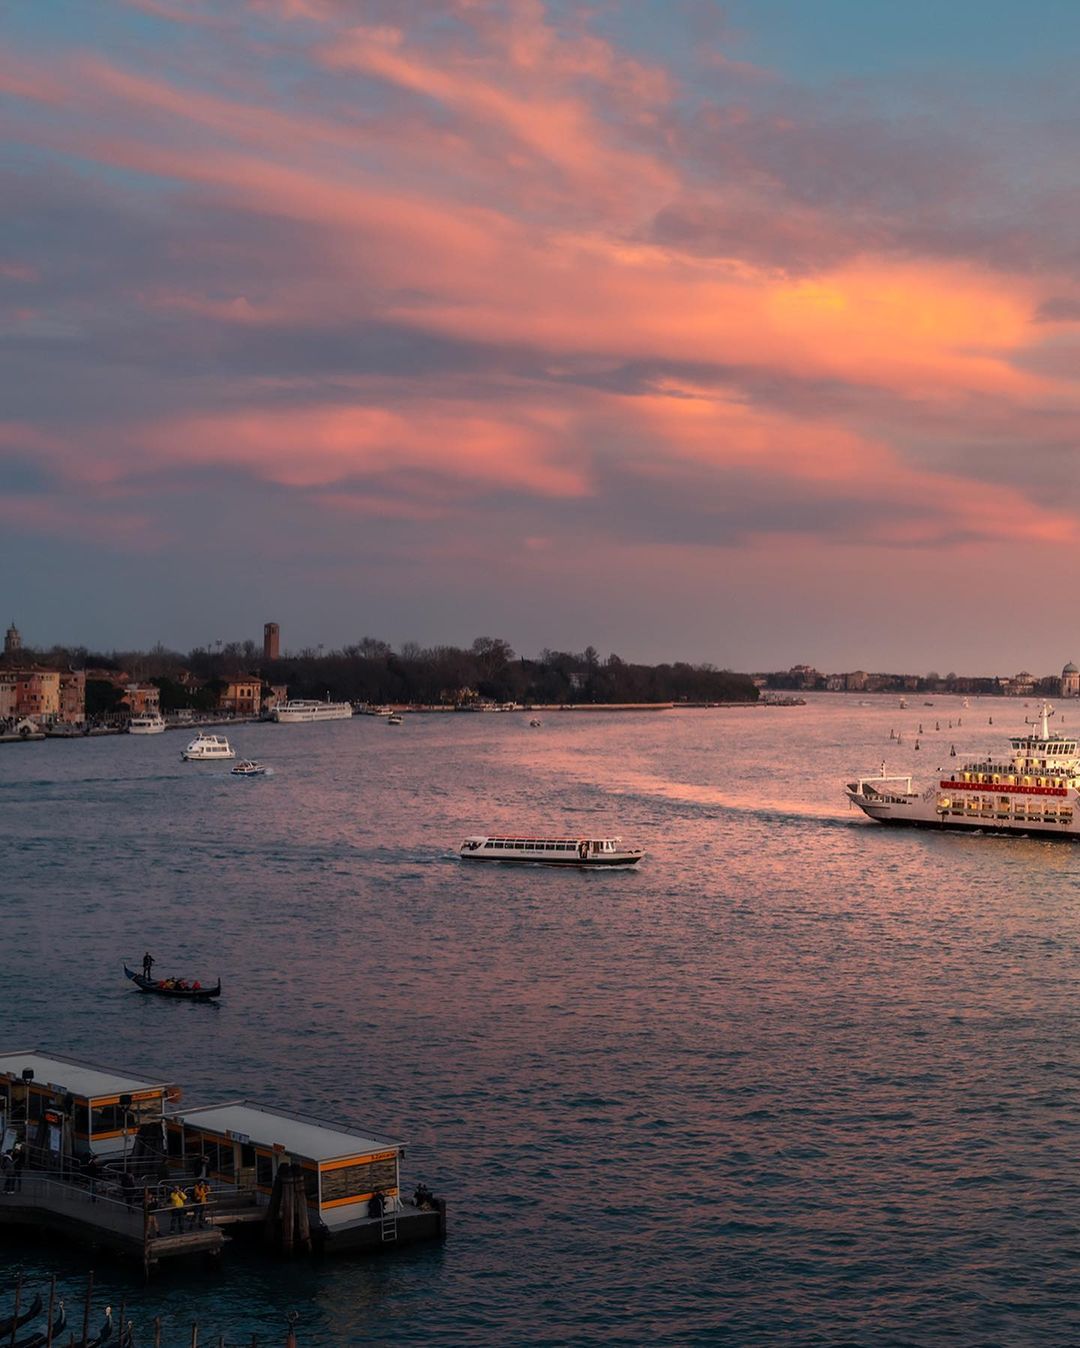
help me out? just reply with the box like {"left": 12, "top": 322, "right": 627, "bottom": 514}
{"left": 142, "top": 950, "right": 155, "bottom": 979}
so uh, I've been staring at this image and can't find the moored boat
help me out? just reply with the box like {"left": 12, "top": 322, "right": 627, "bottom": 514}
{"left": 460, "top": 835, "right": 644, "bottom": 865}
{"left": 272, "top": 699, "right": 352, "bottom": 723}
{"left": 128, "top": 713, "right": 166, "bottom": 735}
{"left": 181, "top": 733, "right": 235, "bottom": 761}
{"left": 0, "top": 1294, "right": 43, "bottom": 1339}
{"left": 124, "top": 966, "right": 222, "bottom": 1000}
{"left": 847, "top": 702, "right": 1080, "bottom": 840}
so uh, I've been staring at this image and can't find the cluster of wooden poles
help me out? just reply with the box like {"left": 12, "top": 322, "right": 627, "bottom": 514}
{"left": 4, "top": 1274, "right": 301, "bottom": 1347}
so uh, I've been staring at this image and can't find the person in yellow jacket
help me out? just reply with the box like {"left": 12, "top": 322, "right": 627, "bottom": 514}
{"left": 168, "top": 1184, "right": 187, "bottom": 1233}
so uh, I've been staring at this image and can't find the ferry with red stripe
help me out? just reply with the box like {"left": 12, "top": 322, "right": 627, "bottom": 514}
{"left": 846, "top": 703, "right": 1080, "bottom": 839}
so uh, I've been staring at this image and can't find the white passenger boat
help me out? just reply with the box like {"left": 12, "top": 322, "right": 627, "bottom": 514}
{"left": 847, "top": 703, "right": 1080, "bottom": 840}
{"left": 231, "top": 759, "right": 268, "bottom": 776}
{"left": 272, "top": 699, "right": 353, "bottom": 723}
{"left": 181, "top": 733, "right": 235, "bottom": 761}
{"left": 129, "top": 713, "right": 166, "bottom": 735}
{"left": 460, "top": 835, "right": 644, "bottom": 866}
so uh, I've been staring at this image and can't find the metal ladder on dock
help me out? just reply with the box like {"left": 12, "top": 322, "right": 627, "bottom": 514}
{"left": 380, "top": 1210, "right": 398, "bottom": 1243}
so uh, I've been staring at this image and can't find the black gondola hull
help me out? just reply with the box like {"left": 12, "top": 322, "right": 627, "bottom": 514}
{"left": 124, "top": 966, "right": 221, "bottom": 1000}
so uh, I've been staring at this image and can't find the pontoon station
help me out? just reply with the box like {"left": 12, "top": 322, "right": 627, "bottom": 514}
{"left": 0, "top": 1050, "right": 445, "bottom": 1274}
{"left": 460, "top": 834, "right": 645, "bottom": 865}
{"left": 169, "top": 1100, "right": 444, "bottom": 1252}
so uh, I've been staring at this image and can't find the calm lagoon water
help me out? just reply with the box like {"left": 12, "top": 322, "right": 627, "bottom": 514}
{"left": 3, "top": 696, "right": 1080, "bottom": 1345}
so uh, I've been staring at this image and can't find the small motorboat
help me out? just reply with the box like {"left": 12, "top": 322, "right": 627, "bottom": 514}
{"left": 124, "top": 966, "right": 222, "bottom": 1000}
{"left": 387, "top": 714, "right": 403, "bottom": 725}
{"left": 231, "top": 759, "right": 268, "bottom": 776}
{"left": 529, "top": 718, "right": 542, "bottom": 727}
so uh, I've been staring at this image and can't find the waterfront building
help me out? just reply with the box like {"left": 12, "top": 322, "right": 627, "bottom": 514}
{"left": 220, "top": 675, "right": 262, "bottom": 716}
{"left": 15, "top": 669, "right": 60, "bottom": 721}
{"left": 0, "top": 671, "right": 16, "bottom": 719}
{"left": 122, "top": 683, "right": 161, "bottom": 716}
{"left": 1062, "top": 662, "right": 1080, "bottom": 697}
{"left": 58, "top": 670, "right": 86, "bottom": 724}
{"left": 264, "top": 622, "right": 280, "bottom": 661}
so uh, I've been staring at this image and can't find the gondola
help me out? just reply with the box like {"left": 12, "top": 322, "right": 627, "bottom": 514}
{"left": 0, "top": 1294, "right": 44, "bottom": 1338}
{"left": 124, "top": 966, "right": 222, "bottom": 1000}
{"left": 13, "top": 1300, "right": 64, "bottom": 1348}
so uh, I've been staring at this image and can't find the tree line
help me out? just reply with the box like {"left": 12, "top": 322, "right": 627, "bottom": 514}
{"left": 25, "top": 636, "right": 758, "bottom": 709}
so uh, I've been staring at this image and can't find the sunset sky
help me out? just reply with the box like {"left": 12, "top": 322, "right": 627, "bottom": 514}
{"left": 5, "top": 0, "right": 1080, "bottom": 672}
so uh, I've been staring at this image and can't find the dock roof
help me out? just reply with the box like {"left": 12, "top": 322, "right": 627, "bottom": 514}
{"left": 0, "top": 1051, "right": 173, "bottom": 1100}
{"left": 174, "top": 1101, "right": 401, "bottom": 1163}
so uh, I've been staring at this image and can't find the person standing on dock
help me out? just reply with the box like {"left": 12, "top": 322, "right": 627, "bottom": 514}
{"left": 142, "top": 951, "right": 155, "bottom": 979}
{"left": 169, "top": 1183, "right": 187, "bottom": 1233}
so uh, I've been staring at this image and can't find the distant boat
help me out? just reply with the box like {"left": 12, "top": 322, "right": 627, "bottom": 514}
{"left": 231, "top": 759, "right": 268, "bottom": 776}
{"left": 129, "top": 713, "right": 166, "bottom": 735}
{"left": 181, "top": 733, "right": 235, "bottom": 761}
{"left": 460, "top": 835, "right": 644, "bottom": 866}
{"left": 273, "top": 699, "right": 352, "bottom": 723}
{"left": 125, "top": 966, "right": 221, "bottom": 1000}
{"left": 529, "top": 718, "right": 542, "bottom": 727}
{"left": 387, "top": 714, "right": 403, "bottom": 725}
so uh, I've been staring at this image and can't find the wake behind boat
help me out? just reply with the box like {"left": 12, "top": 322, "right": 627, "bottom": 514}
{"left": 124, "top": 966, "right": 222, "bottom": 1000}
{"left": 847, "top": 702, "right": 1080, "bottom": 840}
{"left": 460, "top": 835, "right": 644, "bottom": 865}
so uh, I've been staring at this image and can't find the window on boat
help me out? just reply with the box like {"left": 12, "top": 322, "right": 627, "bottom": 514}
{"left": 256, "top": 1151, "right": 275, "bottom": 1188}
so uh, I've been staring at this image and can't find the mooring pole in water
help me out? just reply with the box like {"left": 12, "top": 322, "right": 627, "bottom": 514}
{"left": 285, "top": 1310, "right": 298, "bottom": 1348}
{"left": 9, "top": 1271, "right": 21, "bottom": 1348}
{"left": 190, "top": 1322, "right": 199, "bottom": 1348}
{"left": 44, "top": 1276, "right": 56, "bottom": 1348}
{"left": 153, "top": 1315, "right": 162, "bottom": 1348}
{"left": 81, "top": 1271, "right": 93, "bottom": 1348}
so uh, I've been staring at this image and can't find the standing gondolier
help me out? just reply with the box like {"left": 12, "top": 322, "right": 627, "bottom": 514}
{"left": 142, "top": 951, "right": 155, "bottom": 979}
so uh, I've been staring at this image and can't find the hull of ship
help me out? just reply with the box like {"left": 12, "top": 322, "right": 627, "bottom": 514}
{"left": 848, "top": 794, "right": 1080, "bottom": 841}
{"left": 129, "top": 724, "right": 166, "bottom": 735}
{"left": 273, "top": 707, "right": 353, "bottom": 723}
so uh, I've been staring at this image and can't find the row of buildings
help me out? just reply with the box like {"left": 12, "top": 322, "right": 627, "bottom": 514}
{"left": 760, "top": 662, "right": 1080, "bottom": 698}
{"left": 1, "top": 623, "right": 281, "bottom": 729}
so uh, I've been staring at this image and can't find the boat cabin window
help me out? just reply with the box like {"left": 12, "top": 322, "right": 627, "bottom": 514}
{"left": 256, "top": 1151, "right": 275, "bottom": 1188}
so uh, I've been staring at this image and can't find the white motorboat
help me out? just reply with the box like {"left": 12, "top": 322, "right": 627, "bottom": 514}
{"left": 847, "top": 702, "right": 1080, "bottom": 840}
{"left": 272, "top": 699, "right": 353, "bottom": 723}
{"left": 387, "top": 714, "right": 403, "bottom": 725}
{"left": 231, "top": 759, "right": 268, "bottom": 776}
{"left": 460, "top": 834, "right": 644, "bottom": 866}
{"left": 181, "top": 733, "right": 235, "bottom": 761}
{"left": 129, "top": 713, "right": 166, "bottom": 735}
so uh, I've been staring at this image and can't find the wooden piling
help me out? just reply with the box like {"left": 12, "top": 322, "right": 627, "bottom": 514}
{"left": 9, "top": 1270, "right": 21, "bottom": 1348}
{"left": 81, "top": 1270, "right": 93, "bottom": 1348}
{"left": 44, "top": 1276, "right": 55, "bottom": 1348}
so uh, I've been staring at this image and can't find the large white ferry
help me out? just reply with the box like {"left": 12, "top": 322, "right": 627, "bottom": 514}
{"left": 272, "top": 699, "right": 353, "bottom": 723}
{"left": 847, "top": 703, "right": 1080, "bottom": 840}
{"left": 129, "top": 712, "right": 166, "bottom": 735}
{"left": 460, "top": 835, "right": 644, "bottom": 866}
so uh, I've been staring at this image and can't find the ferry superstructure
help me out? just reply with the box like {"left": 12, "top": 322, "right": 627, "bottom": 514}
{"left": 460, "top": 835, "right": 644, "bottom": 866}
{"left": 846, "top": 703, "right": 1080, "bottom": 840}
{"left": 272, "top": 699, "right": 353, "bottom": 723}
{"left": 181, "top": 733, "right": 235, "bottom": 761}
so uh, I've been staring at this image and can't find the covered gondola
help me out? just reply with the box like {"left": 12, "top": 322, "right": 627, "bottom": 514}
{"left": 0, "top": 1294, "right": 44, "bottom": 1339}
{"left": 124, "top": 966, "right": 221, "bottom": 1001}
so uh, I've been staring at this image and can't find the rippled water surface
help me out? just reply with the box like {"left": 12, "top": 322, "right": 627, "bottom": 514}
{"left": 3, "top": 696, "right": 1080, "bottom": 1345}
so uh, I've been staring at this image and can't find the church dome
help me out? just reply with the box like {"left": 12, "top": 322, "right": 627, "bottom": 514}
{"left": 1064, "top": 662, "right": 1079, "bottom": 675}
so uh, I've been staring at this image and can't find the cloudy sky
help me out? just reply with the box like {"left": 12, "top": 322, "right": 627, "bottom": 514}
{"left": 4, "top": 0, "right": 1080, "bottom": 672}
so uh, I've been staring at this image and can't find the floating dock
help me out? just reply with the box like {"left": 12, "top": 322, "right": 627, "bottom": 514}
{"left": 0, "top": 1050, "right": 446, "bottom": 1275}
